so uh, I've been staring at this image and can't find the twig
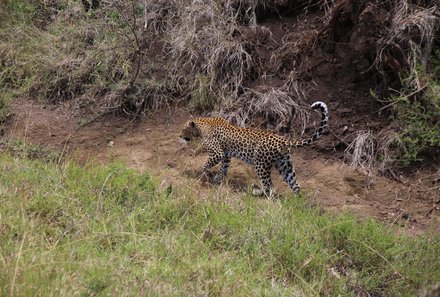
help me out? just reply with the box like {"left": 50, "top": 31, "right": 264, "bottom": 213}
{"left": 363, "top": 84, "right": 428, "bottom": 119}
{"left": 129, "top": 0, "right": 143, "bottom": 88}
{"left": 403, "top": 84, "right": 428, "bottom": 98}
{"left": 328, "top": 128, "right": 349, "bottom": 146}
{"left": 57, "top": 133, "right": 72, "bottom": 164}
{"left": 418, "top": 185, "right": 440, "bottom": 193}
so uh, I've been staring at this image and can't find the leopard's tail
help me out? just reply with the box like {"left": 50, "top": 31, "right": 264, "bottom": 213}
{"left": 290, "top": 101, "right": 329, "bottom": 148}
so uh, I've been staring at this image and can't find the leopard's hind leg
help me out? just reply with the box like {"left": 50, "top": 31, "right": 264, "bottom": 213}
{"left": 275, "top": 155, "right": 300, "bottom": 193}
{"left": 253, "top": 163, "right": 273, "bottom": 197}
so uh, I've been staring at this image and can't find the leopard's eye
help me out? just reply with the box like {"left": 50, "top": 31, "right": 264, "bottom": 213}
{"left": 184, "top": 137, "right": 191, "bottom": 141}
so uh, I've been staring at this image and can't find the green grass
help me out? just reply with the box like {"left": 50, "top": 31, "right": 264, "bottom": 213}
{"left": 0, "top": 153, "right": 439, "bottom": 296}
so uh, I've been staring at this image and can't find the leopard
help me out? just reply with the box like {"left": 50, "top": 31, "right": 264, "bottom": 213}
{"left": 180, "top": 101, "right": 329, "bottom": 197}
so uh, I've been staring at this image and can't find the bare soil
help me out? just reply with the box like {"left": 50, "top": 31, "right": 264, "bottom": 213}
{"left": 4, "top": 98, "right": 440, "bottom": 235}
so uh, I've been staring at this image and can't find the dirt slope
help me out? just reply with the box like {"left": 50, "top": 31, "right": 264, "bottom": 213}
{"left": 4, "top": 98, "right": 439, "bottom": 234}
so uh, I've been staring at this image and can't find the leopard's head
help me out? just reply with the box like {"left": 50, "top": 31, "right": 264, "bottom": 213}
{"left": 180, "top": 120, "right": 201, "bottom": 142}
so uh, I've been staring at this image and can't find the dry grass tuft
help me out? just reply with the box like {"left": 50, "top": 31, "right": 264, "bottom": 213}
{"left": 270, "top": 26, "right": 319, "bottom": 74}
{"left": 345, "top": 129, "right": 408, "bottom": 174}
{"left": 100, "top": 78, "right": 175, "bottom": 115}
{"left": 376, "top": 129, "right": 406, "bottom": 173}
{"left": 166, "top": 1, "right": 253, "bottom": 101}
{"left": 36, "top": 57, "right": 96, "bottom": 102}
{"left": 345, "top": 130, "right": 377, "bottom": 173}
{"left": 376, "top": 1, "right": 439, "bottom": 91}
{"left": 143, "top": 0, "right": 178, "bottom": 35}
{"left": 221, "top": 85, "right": 310, "bottom": 134}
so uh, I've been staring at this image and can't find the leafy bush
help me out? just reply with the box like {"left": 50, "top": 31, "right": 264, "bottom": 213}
{"left": 393, "top": 56, "right": 440, "bottom": 165}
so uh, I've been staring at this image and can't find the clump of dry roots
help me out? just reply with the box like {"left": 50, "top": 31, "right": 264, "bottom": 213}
{"left": 344, "top": 129, "right": 403, "bottom": 173}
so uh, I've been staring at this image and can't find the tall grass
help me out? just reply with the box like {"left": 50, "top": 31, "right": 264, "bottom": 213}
{"left": 0, "top": 152, "right": 439, "bottom": 296}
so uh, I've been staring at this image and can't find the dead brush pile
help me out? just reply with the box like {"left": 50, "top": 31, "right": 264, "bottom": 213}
{"left": 165, "top": 1, "right": 253, "bottom": 105}
{"left": 220, "top": 81, "right": 312, "bottom": 135}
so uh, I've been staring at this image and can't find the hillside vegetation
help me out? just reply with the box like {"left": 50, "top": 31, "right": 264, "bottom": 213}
{"left": 1, "top": 0, "right": 439, "bottom": 169}
{"left": 0, "top": 151, "right": 439, "bottom": 296}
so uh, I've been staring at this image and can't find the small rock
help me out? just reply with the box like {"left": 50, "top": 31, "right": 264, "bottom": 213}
{"left": 402, "top": 212, "right": 411, "bottom": 220}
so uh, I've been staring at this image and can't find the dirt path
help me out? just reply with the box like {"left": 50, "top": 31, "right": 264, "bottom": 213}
{"left": 4, "top": 98, "right": 440, "bottom": 234}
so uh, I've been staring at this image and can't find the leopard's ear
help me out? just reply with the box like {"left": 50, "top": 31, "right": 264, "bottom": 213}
{"left": 190, "top": 121, "right": 196, "bottom": 128}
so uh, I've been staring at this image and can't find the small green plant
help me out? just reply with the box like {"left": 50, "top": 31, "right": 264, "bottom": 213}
{"left": 0, "top": 0, "right": 34, "bottom": 26}
{"left": 0, "top": 139, "right": 61, "bottom": 162}
{"left": 190, "top": 74, "right": 216, "bottom": 111}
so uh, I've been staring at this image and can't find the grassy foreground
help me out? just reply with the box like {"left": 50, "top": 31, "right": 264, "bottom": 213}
{"left": 0, "top": 153, "right": 439, "bottom": 296}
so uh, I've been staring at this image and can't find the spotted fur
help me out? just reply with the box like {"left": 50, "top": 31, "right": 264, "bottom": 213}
{"left": 180, "top": 101, "right": 329, "bottom": 196}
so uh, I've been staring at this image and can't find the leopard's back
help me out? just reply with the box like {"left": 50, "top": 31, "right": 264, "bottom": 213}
{"left": 194, "top": 119, "right": 288, "bottom": 164}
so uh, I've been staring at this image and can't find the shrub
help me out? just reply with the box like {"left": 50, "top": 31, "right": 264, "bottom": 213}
{"left": 393, "top": 57, "right": 440, "bottom": 165}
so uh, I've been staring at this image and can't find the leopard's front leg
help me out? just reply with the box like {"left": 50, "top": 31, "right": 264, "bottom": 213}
{"left": 213, "top": 154, "right": 231, "bottom": 184}
{"left": 202, "top": 151, "right": 223, "bottom": 173}
{"left": 200, "top": 138, "right": 221, "bottom": 170}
